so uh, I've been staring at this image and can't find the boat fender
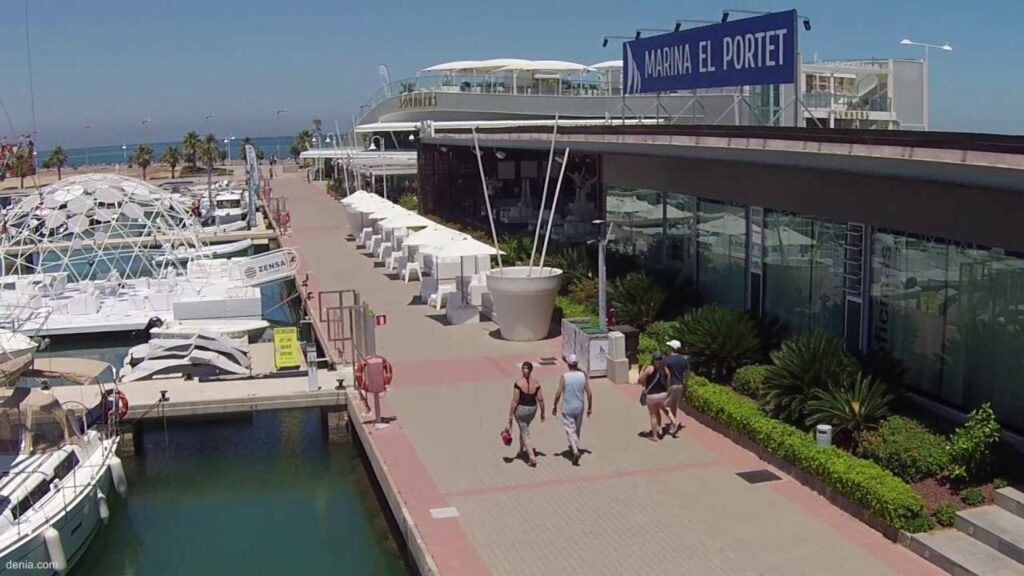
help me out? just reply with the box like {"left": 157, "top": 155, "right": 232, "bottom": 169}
{"left": 96, "top": 489, "right": 110, "bottom": 524}
{"left": 109, "top": 456, "right": 128, "bottom": 497}
{"left": 43, "top": 527, "right": 67, "bottom": 573}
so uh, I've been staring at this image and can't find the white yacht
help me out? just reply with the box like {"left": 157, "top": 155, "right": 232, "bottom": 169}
{"left": 0, "top": 378, "right": 127, "bottom": 574}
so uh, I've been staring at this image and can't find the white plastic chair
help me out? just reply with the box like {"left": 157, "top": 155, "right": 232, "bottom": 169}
{"left": 377, "top": 241, "right": 393, "bottom": 261}
{"left": 386, "top": 252, "right": 406, "bottom": 271}
{"left": 402, "top": 262, "right": 421, "bottom": 282}
{"left": 427, "top": 283, "right": 458, "bottom": 310}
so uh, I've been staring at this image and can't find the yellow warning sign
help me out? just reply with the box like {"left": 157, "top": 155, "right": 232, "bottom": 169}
{"left": 273, "top": 327, "right": 301, "bottom": 370}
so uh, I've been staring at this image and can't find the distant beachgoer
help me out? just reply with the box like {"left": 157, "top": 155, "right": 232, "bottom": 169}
{"left": 552, "top": 355, "right": 592, "bottom": 466}
{"left": 640, "top": 352, "right": 676, "bottom": 441}
{"left": 663, "top": 340, "right": 690, "bottom": 436}
{"left": 506, "top": 361, "right": 545, "bottom": 467}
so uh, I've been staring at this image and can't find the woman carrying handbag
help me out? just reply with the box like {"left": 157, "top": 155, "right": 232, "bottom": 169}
{"left": 505, "top": 361, "right": 545, "bottom": 467}
{"left": 638, "top": 352, "right": 677, "bottom": 441}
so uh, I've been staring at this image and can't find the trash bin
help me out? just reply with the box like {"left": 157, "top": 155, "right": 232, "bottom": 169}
{"left": 815, "top": 424, "right": 833, "bottom": 447}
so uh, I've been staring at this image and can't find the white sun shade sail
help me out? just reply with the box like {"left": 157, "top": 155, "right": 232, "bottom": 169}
{"left": 378, "top": 213, "right": 433, "bottom": 229}
{"left": 591, "top": 60, "right": 624, "bottom": 70}
{"left": 495, "top": 60, "right": 595, "bottom": 73}
{"left": 421, "top": 60, "right": 484, "bottom": 72}
{"left": 420, "top": 238, "right": 502, "bottom": 258}
{"left": 339, "top": 190, "right": 372, "bottom": 205}
{"left": 402, "top": 226, "right": 467, "bottom": 247}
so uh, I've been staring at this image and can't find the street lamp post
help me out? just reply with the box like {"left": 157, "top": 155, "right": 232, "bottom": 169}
{"left": 634, "top": 28, "right": 672, "bottom": 40}
{"left": 900, "top": 39, "right": 952, "bottom": 131}
{"left": 141, "top": 118, "right": 151, "bottom": 146}
{"left": 275, "top": 108, "right": 287, "bottom": 159}
{"left": 368, "top": 135, "right": 387, "bottom": 200}
{"left": 224, "top": 136, "right": 236, "bottom": 163}
{"left": 204, "top": 113, "right": 216, "bottom": 136}
{"left": 121, "top": 143, "right": 127, "bottom": 167}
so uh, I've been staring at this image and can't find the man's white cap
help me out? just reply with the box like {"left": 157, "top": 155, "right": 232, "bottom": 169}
{"left": 666, "top": 340, "right": 682, "bottom": 350}
{"left": 567, "top": 354, "right": 578, "bottom": 365}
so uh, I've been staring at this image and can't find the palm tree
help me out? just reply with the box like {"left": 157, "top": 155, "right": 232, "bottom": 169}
{"left": 161, "top": 146, "right": 182, "bottom": 179}
{"left": 11, "top": 148, "right": 32, "bottom": 188}
{"left": 238, "top": 137, "right": 265, "bottom": 162}
{"left": 198, "top": 134, "right": 221, "bottom": 207}
{"left": 293, "top": 129, "right": 314, "bottom": 160}
{"left": 182, "top": 131, "right": 201, "bottom": 169}
{"left": 47, "top": 146, "right": 68, "bottom": 180}
{"left": 133, "top": 145, "right": 154, "bottom": 180}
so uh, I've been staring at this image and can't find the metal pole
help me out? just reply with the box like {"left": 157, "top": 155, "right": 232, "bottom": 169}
{"left": 923, "top": 45, "right": 930, "bottom": 131}
{"left": 471, "top": 128, "right": 503, "bottom": 269}
{"left": 793, "top": 10, "right": 801, "bottom": 128}
{"left": 539, "top": 148, "right": 570, "bottom": 270}
{"left": 529, "top": 115, "right": 558, "bottom": 274}
{"left": 598, "top": 230, "right": 607, "bottom": 331}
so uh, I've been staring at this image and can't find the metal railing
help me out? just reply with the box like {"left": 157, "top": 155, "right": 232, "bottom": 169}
{"left": 316, "top": 289, "right": 376, "bottom": 365}
{"left": 804, "top": 92, "right": 892, "bottom": 112}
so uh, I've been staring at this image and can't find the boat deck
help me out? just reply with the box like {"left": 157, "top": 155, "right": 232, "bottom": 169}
{"left": 268, "top": 170, "right": 941, "bottom": 576}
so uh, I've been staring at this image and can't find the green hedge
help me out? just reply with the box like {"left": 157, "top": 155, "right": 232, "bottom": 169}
{"left": 685, "top": 377, "right": 927, "bottom": 532}
{"left": 733, "top": 364, "right": 768, "bottom": 398}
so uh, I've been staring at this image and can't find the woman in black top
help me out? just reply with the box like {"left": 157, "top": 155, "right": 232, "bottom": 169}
{"left": 506, "top": 361, "right": 546, "bottom": 467}
{"left": 639, "top": 352, "right": 677, "bottom": 441}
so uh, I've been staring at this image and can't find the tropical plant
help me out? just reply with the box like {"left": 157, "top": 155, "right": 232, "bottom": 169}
{"left": 637, "top": 320, "right": 683, "bottom": 366}
{"left": 762, "top": 333, "right": 858, "bottom": 425}
{"left": 856, "top": 348, "right": 907, "bottom": 390}
{"left": 857, "top": 416, "right": 950, "bottom": 483}
{"left": 398, "top": 192, "right": 418, "bottom": 212}
{"left": 805, "top": 374, "right": 894, "bottom": 444}
{"left": 11, "top": 147, "right": 33, "bottom": 188}
{"left": 678, "top": 306, "right": 761, "bottom": 381}
{"left": 198, "top": 134, "right": 221, "bottom": 205}
{"left": 161, "top": 146, "right": 182, "bottom": 179}
{"left": 497, "top": 233, "right": 534, "bottom": 266}
{"left": 609, "top": 272, "right": 665, "bottom": 329}
{"left": 46, "top": 146, "right": 68, "bottom": 180}
{"left": 133, "top": 145, "right": 153, "bottom": 180}
{"left": 961, "top": 487, "right": 985, "bottom": 507}
{"left": 933, "top": 502, "right": 957, "bottom": 527}
{"left": 294, "top": 129, "right": 314, "bottom": 156}
{"left": 238, "top": 137, "right": 264, "bottom": 162}
{"left": 733, "top": 365, "right": 769, "bottom": 399}
{"left": 567, "top": 276, "right": 598, "bottom": 310}
{"left": 182, "top": 131, "right": 201, "bottom": 168}
{"left": 947, "top": 404, "right": 1002, "bottom": 483}
{"left": 545, "top": 244, "right": 592, "bottom": 290}
{"left": 553, "top": 295, "right": 595, "bottom": 323}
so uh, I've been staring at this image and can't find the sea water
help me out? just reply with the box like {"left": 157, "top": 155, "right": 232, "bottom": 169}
{"left": 72, "top": 408, "right": 409, "bottom": 575}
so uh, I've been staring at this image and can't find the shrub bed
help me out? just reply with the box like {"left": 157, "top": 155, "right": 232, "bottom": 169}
{"left": 857, "top": 416, "right": 950, "bottom": 484}
{"left": 733, "top": 364, "right": 768, "bottom": 399}
{"left": 685, "top": 377, "right": 927, "bottom": 532}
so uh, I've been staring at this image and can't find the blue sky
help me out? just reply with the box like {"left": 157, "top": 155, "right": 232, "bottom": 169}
{"left": 0, "top": 0, "right": 1020, "bottom": 149}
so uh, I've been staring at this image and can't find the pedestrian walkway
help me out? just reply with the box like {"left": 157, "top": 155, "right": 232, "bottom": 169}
{"left": 270, "top": 172, "right": 941, "bottom": 576}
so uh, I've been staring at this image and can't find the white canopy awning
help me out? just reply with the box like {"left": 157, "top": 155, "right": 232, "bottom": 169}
{"left": 421, "top": 60, "right": 484, "bottom": 72}
{"left": 495, "top": 60, "right": 595, "bottom": 73}
{"left": 591, "top": 60, "right": 624, "bottom": 70}
{"left": 421, "top": 238, "right": 501, "bottom": 258}
{"left": 378, "top": 213, "right": 433, "bottom": 230}
{"left": 403, "top": 226, "right": 468, "bottom": 247}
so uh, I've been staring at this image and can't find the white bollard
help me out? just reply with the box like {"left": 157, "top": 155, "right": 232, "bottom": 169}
{"left": 815, "top": 424, "right": 833, "bottom": 447}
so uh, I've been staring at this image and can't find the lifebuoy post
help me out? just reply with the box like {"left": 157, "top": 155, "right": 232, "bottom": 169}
{"left": 359, "top": 356, "right": 392, "bottom": 427}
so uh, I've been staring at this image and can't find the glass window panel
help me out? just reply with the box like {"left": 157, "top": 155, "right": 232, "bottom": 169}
{"left": 697, "top": 200, "right": 746, "bottom": 308}
{"left": 763, "top": 212, "right": 845, "bottom": 337}
{"left": 604, "top": 186, "right": 696, "bottom": 284}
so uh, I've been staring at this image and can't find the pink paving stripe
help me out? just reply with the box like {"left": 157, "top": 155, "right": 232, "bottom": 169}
{"left": 445, "top": 460, "right": 722, "bottom": 499}
{"left": 393, "top": 354, "right": 565, "bottom": 387}
{"left": 359, "top": 398, "right": 493, "bottom": 576}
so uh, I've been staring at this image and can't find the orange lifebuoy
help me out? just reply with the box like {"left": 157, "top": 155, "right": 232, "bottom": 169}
{"left": 103, "top": 390, "right": 129, "bottom": 421}
{"left": 354, "top": 356, "right": 393, "bottom": 391}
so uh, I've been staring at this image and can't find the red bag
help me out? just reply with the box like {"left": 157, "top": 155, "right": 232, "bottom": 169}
{"left": 500, "top": 428, "right": 512, "bottom": 446}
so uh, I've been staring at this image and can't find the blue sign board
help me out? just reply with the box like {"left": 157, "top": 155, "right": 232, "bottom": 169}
{"left": 623, "top": 10, "right": 797, "bottom": 94}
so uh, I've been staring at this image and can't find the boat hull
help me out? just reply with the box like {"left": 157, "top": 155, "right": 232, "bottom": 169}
{"left": 0, "top": 443, "right": 116, "bottom": 575}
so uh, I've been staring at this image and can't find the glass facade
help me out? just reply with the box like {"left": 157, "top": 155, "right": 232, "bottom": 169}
{"left": 763, "top": 212, "right": 846, "bottom": 337}
{"left": 603, "top": 184, "right": 1024, "bottom": 430}
{"left": 870, "top": 232, "right": 1024, "bottom": 429}
{"left": 697, "top": 200, "right": 746, "bottom": 309}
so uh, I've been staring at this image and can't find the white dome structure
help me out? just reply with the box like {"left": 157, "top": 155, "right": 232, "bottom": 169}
{"left": 0, "top": 174, "right": 204, "bottom": 281}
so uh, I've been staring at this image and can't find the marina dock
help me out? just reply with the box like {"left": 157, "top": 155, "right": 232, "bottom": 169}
{"left": 48, "top": 342, "right": 349, "bottom": 422}
{"left": 270, "top": 172, "right": 941, "bottom": 576}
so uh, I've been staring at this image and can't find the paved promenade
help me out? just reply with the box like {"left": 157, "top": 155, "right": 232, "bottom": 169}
{"left": 270, "top": 172, "right": 940, "bottom": 576}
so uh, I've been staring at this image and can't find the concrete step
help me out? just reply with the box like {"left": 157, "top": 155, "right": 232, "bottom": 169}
{"left": 997, "top": 487, "right": 1024, "bottom": 520}
{"left": 909, "top": 530, "right": 1024, "bottom": 576}
{"left": 956, "top": 506, "right": 1024, "bottom": 565}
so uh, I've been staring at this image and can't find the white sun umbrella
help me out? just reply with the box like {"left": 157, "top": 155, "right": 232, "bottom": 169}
{"left": 420, "top": 238, "right": 503, "bottom": 305}
{"left": 378, "top": 213, "right": 432, "bottom": 230}
{"left": 339, "top": 190, "right": 371, "bottom": 205}
{"left": 403, "top": 225, "right": 466, "bottom": 248}
{"left": 345, "top": 196, "right": 395, "bottom": 233}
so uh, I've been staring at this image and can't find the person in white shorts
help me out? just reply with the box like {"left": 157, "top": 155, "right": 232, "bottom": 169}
{"left": 552, "top": 355, "right": 592, "bottom": 466}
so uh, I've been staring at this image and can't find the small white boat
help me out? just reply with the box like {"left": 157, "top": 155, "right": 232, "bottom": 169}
{"left": 0, "top": 329, "right": 38, "bottom": 360}
{"left": 202, "top": 220, "right": 248, "bottom": 234}
{"left": 147, "top": 318, "right": 270, "bottom": 341}
{"left": 154, "top": 239, "right": 254, "bottom": 263}
{"left": 0, "top": 371, "right": 126, "bottom": 575}
{"left": 120, "top": 349, "right": 250, "bottom": 382}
